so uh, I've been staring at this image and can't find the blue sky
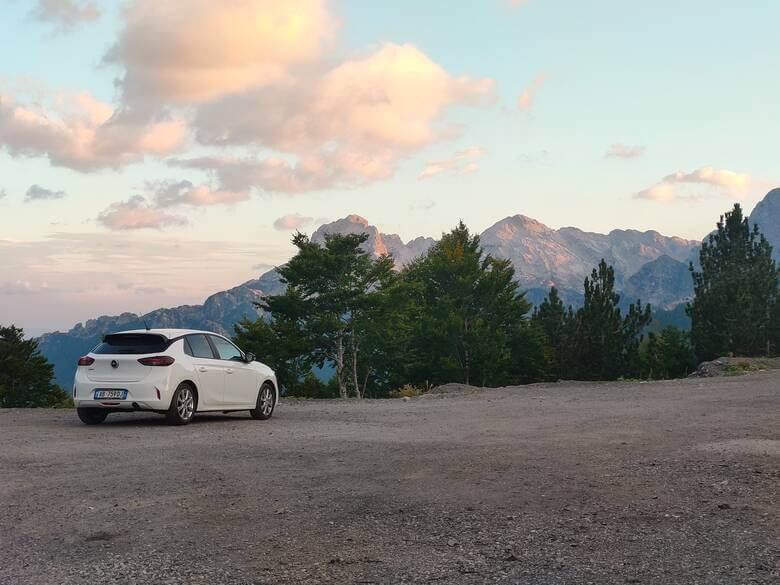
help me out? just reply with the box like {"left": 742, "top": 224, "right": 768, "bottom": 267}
{"left": 1, "top": 0, "right": 778, "bottom": 334}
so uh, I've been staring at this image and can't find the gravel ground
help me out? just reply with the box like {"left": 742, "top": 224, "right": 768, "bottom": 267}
{"left": 1, "top": 373, "right": 778, "bottom": 584}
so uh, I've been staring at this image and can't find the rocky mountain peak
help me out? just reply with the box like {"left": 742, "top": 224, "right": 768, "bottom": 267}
{"left": 311, "top": 214, "right": 435, "bottom": 267}
{"left": 749, "top": 188, "right": 780, "bottom": 261}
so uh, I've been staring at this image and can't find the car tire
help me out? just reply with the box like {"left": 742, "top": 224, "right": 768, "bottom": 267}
{"left": 250, "top": 382, "right": 275, "bottom": 420}
{"left": 166, "top": 383, "right": 196, "bottom": 425}
{"left": 77, "top": 408, "right": 109, "bottom": 425}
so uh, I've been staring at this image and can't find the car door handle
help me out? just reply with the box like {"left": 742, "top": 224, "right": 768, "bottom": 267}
{"left": 226, "top": 368, "right": 234, "bottom": 374}
{"left": 198, "top": 366, "right": 208, "bottom": 372}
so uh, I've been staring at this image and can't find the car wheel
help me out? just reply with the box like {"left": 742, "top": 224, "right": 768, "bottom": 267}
{"left": 166, "top": 383, "right": 196, "bottom": 425}
{"left": 77, "top": 408, "right": 109, "bottom": 425}
{"left": 250, "top": 383, "right": 275, "bottom": 420}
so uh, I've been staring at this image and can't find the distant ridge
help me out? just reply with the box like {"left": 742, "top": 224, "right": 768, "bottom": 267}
{"left": 38, "top": 188, "right": 780, "bottom": 387}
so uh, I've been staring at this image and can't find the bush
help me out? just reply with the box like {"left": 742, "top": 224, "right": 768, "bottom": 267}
{"left": 389, "top": 383, "right": 430, "bottom": 398}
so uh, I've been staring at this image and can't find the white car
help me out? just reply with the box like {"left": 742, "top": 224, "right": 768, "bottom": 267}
{"left": 72, "top": 328, "right": 278, "bottom": 425}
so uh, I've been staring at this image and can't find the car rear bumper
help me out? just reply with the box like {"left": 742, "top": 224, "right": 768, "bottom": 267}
{"left": 73, "top": 381, "right": 172, "bottom": 410}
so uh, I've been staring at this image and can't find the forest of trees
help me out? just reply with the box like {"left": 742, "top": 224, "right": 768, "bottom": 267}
{"left": 3, "top": 203, "right": 779, "bottom": 406}
{"left": 236, "top": 203, "right": 780, "bottom": 398}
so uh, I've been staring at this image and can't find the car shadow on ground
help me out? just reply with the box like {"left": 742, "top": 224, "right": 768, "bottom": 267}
{"left": 70, "top": 412, "right": 258, "bottom": 427}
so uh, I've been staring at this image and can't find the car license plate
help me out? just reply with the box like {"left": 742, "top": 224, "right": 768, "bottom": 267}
{"left": 94, "top": 389, "right": 128, "bottom": 399}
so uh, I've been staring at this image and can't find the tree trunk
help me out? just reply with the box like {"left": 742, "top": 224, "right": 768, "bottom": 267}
{"left": 351, "top": 334, "right": 361, "bottom": 399}
{"left": 336, "top": 336, "right": 347, "bottom": 399}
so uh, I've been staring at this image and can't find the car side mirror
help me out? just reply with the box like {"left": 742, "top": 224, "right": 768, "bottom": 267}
{"left": 244, "top": 352, "right": 256, "bottom": 363}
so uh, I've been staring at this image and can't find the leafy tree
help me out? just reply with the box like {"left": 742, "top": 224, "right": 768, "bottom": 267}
{"left": 566, "top": 260, "right": 652, "bottom": 380}
{"left": 640, "top": 326, "right": 697, "bottom": 379}
{"left": 0, "top": 325, "right": 72, "bottom": 408}
{"left": 233, "top": 313, "right": 313, "bottom": 396}
{"left": 687, "top": 203, "right": 779, "bottom": 360}
{"left": 257, "top": 232, "right": 395, "bottom": 398}
{"left": 403, "top": 222, "right": 544, "bottom": 386}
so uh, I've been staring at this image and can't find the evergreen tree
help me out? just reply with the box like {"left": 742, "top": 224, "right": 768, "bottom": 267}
{"left": 531, "top": 286, "right": 567, "bottom": 378}
{"left": 687, "top": 203, "right": 779, "bottom": 361}
{"left": 403, "top": 222, "right": 544, "bottom": 386}
{"left": 640, "top": 326, "right": 697, "bottom": 380}
{"left": 566, "top": 260, "right": 651, "bottom": 380}
{"left": 0, "top": 325, "right": 71, "bottom": 408}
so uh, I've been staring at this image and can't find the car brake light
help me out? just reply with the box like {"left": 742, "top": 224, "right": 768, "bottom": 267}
{"left": 77, "top": 356, "right": 94, "bottom": 366}
{"left": 138, "top": 356, "right": 175, "bottom": 366}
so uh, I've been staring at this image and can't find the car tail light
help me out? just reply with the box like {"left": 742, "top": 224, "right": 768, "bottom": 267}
{"left": 138, "top": 356, "right": 175, "bottom": 366}
{"left": 77, "top": 356, "right": 94, "bottom": 366}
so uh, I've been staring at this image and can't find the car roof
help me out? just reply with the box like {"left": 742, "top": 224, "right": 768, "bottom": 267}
{"left": 111, "top": 329, "right": 226, "bottom": 340}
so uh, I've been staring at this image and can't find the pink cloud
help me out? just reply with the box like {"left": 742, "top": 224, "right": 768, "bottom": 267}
{"left": 97, "top": 195, "right": 188, "bottom": 230}
{"left": 517, "top": 73, "right": 547, "bottom": 110}
{"left": 605, "top": 143, "right": 646, "bottom": 159}
{"left": 0, "top": 90, "right": 186, "bottom": 170}
{"left": 105, "top": 0, "right": 336, "bottom": 104}
{"left": 191, "top": 43, "right": 495, "bottom": 192}
{"left": 419, "top": 146, "right": 485, "bottom": 179}
{"left": 636, "top": 166, "right": 755, "bottom": 202}
{"left": 273, "top": 213, "right": 314, "bottom": 231}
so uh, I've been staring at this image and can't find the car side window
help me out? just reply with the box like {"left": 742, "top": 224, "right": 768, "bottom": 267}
{"left": 210, "top": 336, "right": 244, "bottom": 361}
{"left": 187, "top": 334, "right": 216, "bottom": 359}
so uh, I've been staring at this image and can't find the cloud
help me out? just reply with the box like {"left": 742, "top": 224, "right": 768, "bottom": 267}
{"left": 419, "top": 146, "right": 485, "bottom": 179}
{"left": 0, "top": 280, "right": 49, "bottom": 295}
{"left": 97, "top": 195, "right": 188, "bottom": 230}
{"left": 273, "top": 213, "right": 314, "bottom": 231}
{"left": 517, "top": 73, "right": 547, "bottom": 110}
{"left": 190, "top": 43, "right": 495, "bottom": 192}
{"left": 636, "top": 166, "right": 754, "bottom": 202}
{"left": 409, "top": 200, "right": 436, "bottom": 211}
{"left": 105, "top": 0, "right": 336, "bottom": 105}
{"left": 605, "top": 143, "right": 646, "bottom": 159}
{"left": 135, "top": 286, "right": 166, "bottom": 295}
{"left": 149, "top": 179, "right": 249, "bottom": 208}
{"left": 31, "top": 0, "right": 101, "bottom": 32}
{"left": 0, "top": 90, "right": 186, "bottom": 171}
{"left": 25, "top": 184, "right": 65, "bottom": 202}
{"left": 0, "top": 189, "right": 6, "bottom": 200}
{"left": 5, "top": 3, "right": 495, "bottom": 193}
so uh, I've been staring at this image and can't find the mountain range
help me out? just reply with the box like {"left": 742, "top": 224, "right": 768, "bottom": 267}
{"left": 38, "top": 189, "right": 780, "bottom": 387}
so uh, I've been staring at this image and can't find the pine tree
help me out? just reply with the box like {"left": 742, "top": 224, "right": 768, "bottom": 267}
{"left": 531, "top": 286, "right": 567, "bottom": 378}
{"left": 687, "top": 204, "right": 779, "bottom": 361}
{"left": 567, "top": 260, "right": 651, "bottom": 380}
{"left": 403, "top": 222, "right": 543, "bottom": 386}
{"left": 0, "top": 325, "right": 71, "bottom": 408}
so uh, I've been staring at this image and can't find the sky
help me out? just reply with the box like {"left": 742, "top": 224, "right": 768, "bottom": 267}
{"left": 1, "top": 0, "right": 778, "bottom": 335}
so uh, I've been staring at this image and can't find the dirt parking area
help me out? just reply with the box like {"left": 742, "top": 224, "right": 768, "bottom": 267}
{"left": 1, "top": 373, "right": 778, "bottom": 584}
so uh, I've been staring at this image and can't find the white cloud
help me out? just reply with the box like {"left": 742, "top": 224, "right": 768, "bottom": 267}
{"left": 135, "top": 286, "right": 166, "bottom": 295}
{"left": 517, "top": 73, "right": 547, "bottom": 110}
{"left": 273, "top": 213, "right": 314, "bottom": 231}
{"left": 25, "top": 184, "right": 65, "bottom": 202}
{"left": 31, "top": 0, "right": 101, "bottom": 33}
{"left": 605, "top": 143, "right": 646, "bottom": 159}
{"left": 0, "top": 189, "right": 7, "bottom": 200}
{"left": 419, "top": 146, "right": 485, "bottom": 180}
{"left": 150, "top": 179, "right": 249, "bottom": 208}
{"left": 190, "top": 43, "right": 495, "bottom": 192}
{"left": 636, "top": 166, "right": 754, "bottom": 202}
{"left": 0, "top": 90, "right": 186, "bottom": 171}
{"left": 96, "top": 195, "right": 188, "bottom": 230}
{"left": 105, "top": 0, "right": 336, "bottom": 104}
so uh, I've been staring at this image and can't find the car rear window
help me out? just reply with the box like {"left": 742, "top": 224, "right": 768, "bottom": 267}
{"left": 93, "top": 333, "right": 169, "bottom": 355}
